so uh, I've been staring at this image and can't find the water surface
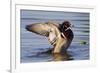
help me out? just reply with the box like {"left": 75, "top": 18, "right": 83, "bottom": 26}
{"left": 20, "top": 10, "right": 89, "bottom": 63}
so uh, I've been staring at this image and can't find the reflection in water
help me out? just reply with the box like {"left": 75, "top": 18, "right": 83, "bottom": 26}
{"left": 40, "top": 49, "right": 73, "bottom": 61}
{"left": 52, "top": 52, "right": 73, "bottom": 61}
{"left": 24, "top": 50, "right": 73, "bottom": 62}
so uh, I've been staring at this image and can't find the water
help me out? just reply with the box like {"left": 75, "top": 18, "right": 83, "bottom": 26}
{"left": 20, "top": 10, "right": 89, "bottom": 63}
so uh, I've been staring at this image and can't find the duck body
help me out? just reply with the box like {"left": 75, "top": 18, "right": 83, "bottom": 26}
{"left": 26, "top": 21, "right": 74, "bottom": 54}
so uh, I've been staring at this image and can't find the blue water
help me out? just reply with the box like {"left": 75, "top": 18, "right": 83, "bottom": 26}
{"left": 20, "top": 10, "right": 89, "bottom": 63}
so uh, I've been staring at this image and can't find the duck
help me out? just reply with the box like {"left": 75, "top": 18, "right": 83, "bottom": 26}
{"left": 26, "top": 21, "right": 74, "bottom": 54}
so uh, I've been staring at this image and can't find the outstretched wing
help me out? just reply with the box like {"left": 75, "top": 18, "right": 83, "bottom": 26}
{"left": 26, "top": 22, "right": 60, "bottom": 37}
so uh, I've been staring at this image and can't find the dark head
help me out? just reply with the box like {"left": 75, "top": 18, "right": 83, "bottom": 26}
{"left": 62, "top": 21, "right": 71, "bottom": 29}
{"left": 60, "top": 21, "right": 71, "bottom": 32}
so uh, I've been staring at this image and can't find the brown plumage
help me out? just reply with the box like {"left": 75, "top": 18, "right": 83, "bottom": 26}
{"left": 26, "top": 21, "right": 74, "bottom": 54}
